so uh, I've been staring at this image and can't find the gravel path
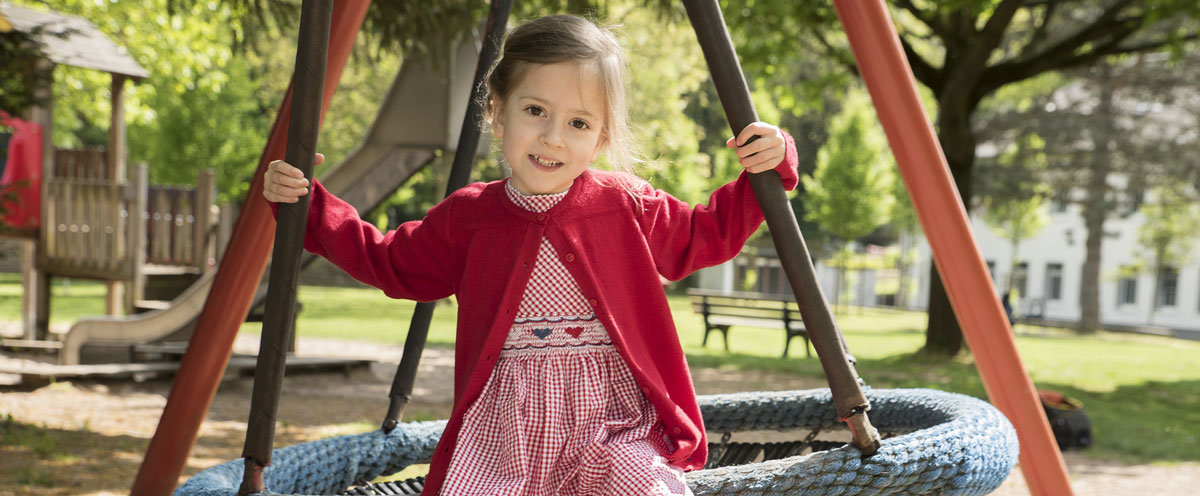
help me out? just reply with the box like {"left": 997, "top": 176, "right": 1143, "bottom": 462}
{"left": 0, "top": 336, "right": 1194, "bottom": 495}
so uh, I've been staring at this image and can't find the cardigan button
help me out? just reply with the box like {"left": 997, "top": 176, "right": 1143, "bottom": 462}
{"left": 640, "top": 386, "right": 650, "bottom": 395}
{"left": 588, "top": 298, "right": 597, "bottom": 307}
{"left": 564, "top": 253, "right": 575, "bottom": 263}
{"left": 672, "top": 426, "right": 682, "bottom": 435}
{"left": 536, "top": 213, "right": 547, "bottom": 222}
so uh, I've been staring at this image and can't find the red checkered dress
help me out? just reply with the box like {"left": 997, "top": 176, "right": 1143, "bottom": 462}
{"left": 439, "top": 182, "right": 693, "bottom": 496}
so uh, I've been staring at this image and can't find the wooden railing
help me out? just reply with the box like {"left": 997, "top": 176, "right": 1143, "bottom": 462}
{"left": 42, "top": 175, "right": 138, "bottom": 280}
{"left": 145, "top": 171, "right": 215, "bottom": 268}
{"left": 41, "top": 156, "right": 216, "bottom": 281}
{"left": 53, "top": 148, "right": 114, "bottom": 181}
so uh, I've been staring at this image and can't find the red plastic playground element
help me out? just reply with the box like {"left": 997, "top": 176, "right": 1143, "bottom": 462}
{"left": 832, "top": 2, "right": 1074, "bottom": 495}
{"left": 0, "top": 112, "right": 42, "bottom": 230}
{"left": 128, "top": 2, "right": 370, "bottom": 495}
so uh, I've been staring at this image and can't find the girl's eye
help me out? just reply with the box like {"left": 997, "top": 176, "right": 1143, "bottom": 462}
{"left": 524, "top": 105, "right": 545, "bottom": 117}
{"left": 570, "top": 119, "right": 590, "bottom": 130}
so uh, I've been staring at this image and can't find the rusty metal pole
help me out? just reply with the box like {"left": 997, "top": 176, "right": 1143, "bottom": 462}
{"left": 683, "top": 0, "right": 881, "bottom": 455}
{"left": 238, "top": 0, "right": 332, "bottom": 494}
{"left": 382, "top": 0, "right": 514, "bottom": 432}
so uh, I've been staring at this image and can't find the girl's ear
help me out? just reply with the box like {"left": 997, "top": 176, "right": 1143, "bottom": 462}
{"left": 490, "top": 98, "right": 505, "bottom": 140}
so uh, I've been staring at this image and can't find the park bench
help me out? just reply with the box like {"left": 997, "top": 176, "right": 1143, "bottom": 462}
{"left": 687, "top": 288, "right": 811, "bottom": 358}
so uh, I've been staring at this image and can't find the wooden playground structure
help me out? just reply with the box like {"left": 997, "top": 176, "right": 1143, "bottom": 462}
{"left": 0, "top": 3, "right": 218, "bottom": 355}
{"left": 1, "top": 2, "right": 483, "bottom": 372}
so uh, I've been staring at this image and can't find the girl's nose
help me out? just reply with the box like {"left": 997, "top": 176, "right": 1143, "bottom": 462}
{"left": 540, "top": 124, "right": 564, "bottom": 148}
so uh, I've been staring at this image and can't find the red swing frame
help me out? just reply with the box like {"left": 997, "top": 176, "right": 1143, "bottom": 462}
{"left": 130, "top": 2, "right": 1073, "bottom": 495}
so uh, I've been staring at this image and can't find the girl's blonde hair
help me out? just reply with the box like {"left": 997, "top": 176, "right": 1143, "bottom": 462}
{"left": 484, "top": 14, "right": 643, "bottom": 194}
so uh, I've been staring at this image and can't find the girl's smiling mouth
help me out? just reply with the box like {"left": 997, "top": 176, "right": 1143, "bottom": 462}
{"left": 530, "top": 154, "right": 564, "bottom": 170}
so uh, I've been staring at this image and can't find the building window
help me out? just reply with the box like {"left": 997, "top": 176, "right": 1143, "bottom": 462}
{"left": 1050, "top": 197, "right": 1069, "bottom": 213}
{"left": 986, "top": 260, "right": 995, "bottom": 284}
{"left": 1012, "top": 262, "right": 1028, "bottom": 297}
{"left": 1045, "top": 263, "right": 1063, "bottom": 301}
{"left": 1157, "top": 267, "right": 1178, "bottom": 308}
{"left": 1117, "top": 273, "right": 1138, "bottom": 306}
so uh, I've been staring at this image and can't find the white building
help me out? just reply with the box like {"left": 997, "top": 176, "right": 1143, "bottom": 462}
{"left": 908, "top": 201, "right": 1200, "bottom": 332}
{"left": 694, "top": 198, "right": 1200, "bottom": 334}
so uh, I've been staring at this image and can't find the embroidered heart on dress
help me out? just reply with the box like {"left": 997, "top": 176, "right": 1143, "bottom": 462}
{"left": 532, "top": 328, "right": 552, "bottom": 339}
{"left": 565, "top": 327, "right": 584, "bottom": 339}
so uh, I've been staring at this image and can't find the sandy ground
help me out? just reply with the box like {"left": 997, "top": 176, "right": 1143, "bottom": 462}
{"left": 1, "top": 335, "right": 1196, "bottom": 495}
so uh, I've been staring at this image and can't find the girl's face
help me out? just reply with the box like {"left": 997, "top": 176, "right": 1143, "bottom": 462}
{"left": 493, "top": 62, "right": 607, "bottom": 195}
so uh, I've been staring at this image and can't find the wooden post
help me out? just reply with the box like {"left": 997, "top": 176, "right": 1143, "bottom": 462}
{"left": 102, "top": 74, "right": 129, "bottom": 315}
{"left": 107, "top": 74, "right": 128, "bottom": 182}
{"left": 32, "top": 60, "right": 54, "bottom": 340}
{"left": 126, "top": 164, "right": 148, "bottom": 314}
{"left": 20, "top": 239, "right": 37, "bottom": 340}
{"left": 193, "top": 170, "right": 215, "bottom": 272}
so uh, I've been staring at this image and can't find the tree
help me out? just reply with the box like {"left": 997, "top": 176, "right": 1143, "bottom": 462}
{"left": 980, "top": 49, "right": 1200, "bottom": 333}
{"left": 721, "top": 0, "right": 1200, "bottom": 354}
{"left": 1135, "top": 186, "right": 1200, "bottom": 324}
{"left": 802, "top": 89, "right": 893, "bottom": 311}
{"left": 0, "top": 25, "right": 54, "bottom": 115}
{"left": 975, "top": 131, "right": 1051, "bottom": 300}
{"left": 984, "top": 193, "right": 1050, "bottom": 294}
{"left": 889, "top": 167, "right": 921, "bottom": 308}
{"left": 14, "top": 0, "right": 275, "bottom": 201}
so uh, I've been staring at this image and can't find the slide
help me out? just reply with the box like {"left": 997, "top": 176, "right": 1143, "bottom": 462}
{"left": 59, "top": 37, "right": 483, "bottom": 365}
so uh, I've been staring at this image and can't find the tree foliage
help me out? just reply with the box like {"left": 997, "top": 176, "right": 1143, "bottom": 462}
{"left": 803, "top": 89, "right": 894, "bottom": 244}
{"left": 0, "top": 25, "right": 54, "bottom": 115}
{"left": 978, "top": 133, "right": 1051, "bottom": 275}
{"left": 741, "top": 0, "right": 1200, "bottom": 354}
{"left": 1136, "top": 187, "right": 1200, "bottom": 283}
{"left": 979, "top": 50, "right": 1200, "bottom": 331}
{"left": 1135, "top": 185, "right": 1200, "bottom": 323}
{"left": 802, "top": 89, "right": 894, "bottom": 308}
{"left": 12, "top": 0, "right": 270, "bottom": 202}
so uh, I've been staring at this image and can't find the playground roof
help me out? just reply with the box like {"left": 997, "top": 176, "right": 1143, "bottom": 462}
{"left": 0, "top": 2, "right": 148, "bottom": 80}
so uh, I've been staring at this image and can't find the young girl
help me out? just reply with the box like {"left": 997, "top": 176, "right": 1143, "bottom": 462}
{"left": 264, "top": 14, "right": 798, "bottom": 496}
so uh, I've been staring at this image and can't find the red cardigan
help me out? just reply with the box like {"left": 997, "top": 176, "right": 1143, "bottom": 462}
{"left": 295, "top": 134, "right": 797, "bottom": 493}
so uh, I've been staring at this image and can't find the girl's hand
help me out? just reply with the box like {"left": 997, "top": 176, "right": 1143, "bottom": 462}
{"left": 726, "top": 122, "right": 786, "bottom": 174}
{"left": 263, "top": 153, "right": 324, "bottom": 203}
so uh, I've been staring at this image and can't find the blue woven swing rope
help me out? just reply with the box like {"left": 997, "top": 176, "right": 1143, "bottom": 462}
{"left": 175, "top": 388, "right": 1018, "bottom": 496}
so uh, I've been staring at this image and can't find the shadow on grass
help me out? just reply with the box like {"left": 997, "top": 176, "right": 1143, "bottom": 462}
{"left": 685, "top": 350, "right": 1200, "bottom": 465}
{"left": 0, "top": 415, "right": 147, "bottom": 495}
{"left": 1031, "top": 379, "right": 1200, "bottom": 464}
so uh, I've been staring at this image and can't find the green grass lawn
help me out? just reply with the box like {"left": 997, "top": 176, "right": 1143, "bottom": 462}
{"left": 3, "top": 275, "right": 1197, "bottom": 464}
{"left": 0, "top": 273, "right": 108, "bottom": 328}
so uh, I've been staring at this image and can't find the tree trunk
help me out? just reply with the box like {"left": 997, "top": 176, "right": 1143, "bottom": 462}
{"left": 924, "top": 266, "right": 964, "bottom": 354}
{"left": 922, "top": 95, "right": 976, "bottom": 356}
{"left": 1007, "top": 226, "right": 1021, "bottom": 298}
{"left": 1148, "top": 249, "right": 1165, "bottom": 326}
{"left": 1148, "top": 268, "right": 1159, "bottom": 326}
{"left": 1077, "top": 174, "right": 1108, "bottom": 333}
{"left": 1077, "top": 65, "right": 1115, "bottom": 334}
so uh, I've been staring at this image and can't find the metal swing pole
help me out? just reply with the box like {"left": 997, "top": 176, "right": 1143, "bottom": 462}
{"left": 238, "top": 0, "right": 332, "bottom": 493}
{"left": 683, "top": 0, "right": 882, "bottom": 455}
{"left": 382, "top": 0, "right": 514, "bottom": 432}
{"left": 832, "top": 1, "right": 1073, "bottom": 493}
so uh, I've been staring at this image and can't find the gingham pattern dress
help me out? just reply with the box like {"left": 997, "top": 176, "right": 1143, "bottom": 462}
{"left": 439, "top": 182, "right": 693, "bottom": 496}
